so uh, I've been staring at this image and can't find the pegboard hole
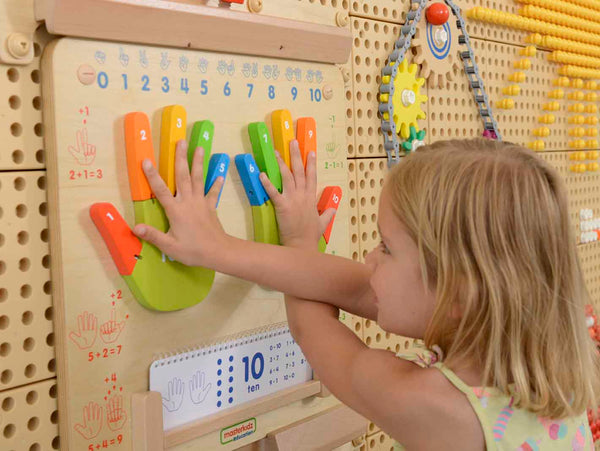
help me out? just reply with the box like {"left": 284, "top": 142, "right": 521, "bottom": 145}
{"left": 32, "top": 96, "right": 42, "bottom": 110}
{"left": 30, "top": 444, "right": 41, "bottom": 451}
{"left": 34, "top": 123, "right": 43, "bottom": 137}
{"left": 43, "top": 280, "right": 52, "bottom": 294}
{"left": 46, "top": 332, "right": 55, "bottom": 346}
{"left": 51, "top": 410, "right": 58, "bottom": 424}
{"left": 14, "top": 176, "right": 26, "bottom": 190}
{"left": 1, "top": 370, "right": 13, "bottom": 384}
{"left": 8, "top": 95, "right": 21, "bottom": 109}
{"left": 10, "top": 122, "right": 23, "bottom": 137}
{"left": 39, "top": 202, "right": 48, "bottom": 216}
{"left": 52, "top": 436, "right": 60, "bottom": 449}
{"left": 27, "top": 416, "right": 40, "bottom": 431}
{"left": 0, "top": 342, "right": 10, "bottom": 357}
{"left": 45, "top": 306, "right": 53, "bottom": 320}
{"left": 3, "top": 423, "right": 16, "bottom": 438}
{"left": 24, "top": 364, "right": 36, "bottom": 378}
{"left": 22, "top": 311, "right": 33, "bottom": 325}
{"left": 19, "top": 257, "right": 30, "bottom": 271}
{"left": 37, "top": 175, "right": 46, "bottom": 190}
{"left": 48, "top": 358, "right": 56, "bottom": 372}
{"left": 36, "top": 149, "right": 45, "bottom": 163}
{"left": 7, "top": 68, "right": 19, "bottom": 82}
{"left": 17, "top": 231, "right": 29, "bottom": 245}
{"left": 41, "top": 228, "right": 49, "bottom": 242}
{"left": 1, "top": 397, "right": 14, "bottom": 411}
{"left": 0, "top": 287, "right": 6, "bottom": 301}
{"left": 33, "top": 42, "right": 41, "bottom": 57}
{"left": 31, "top": 69, "right": 40, "bottom": 84}
{"left": 23, "top": 337, "right": 35, "bottom": 351}
{"left": 12, "top": 149, "right": 24, "bottom": 164}
{"left": 0, "top": 315, "right": 9, "bottom": 329}
{"left": 20, "top": 284, "right": 32, "bottom": 299}
{"left": 42, "top": 254, "right": 50, "bottom": 268}
{"left": 0, "top": 234, "right": 4, "bottom": 247}
{"left": 16, "top": 204, "right": 27, "bottom": 218}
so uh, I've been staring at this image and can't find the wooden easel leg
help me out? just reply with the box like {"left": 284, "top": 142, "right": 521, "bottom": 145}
{"left": 131, "top": 391, "right": 165, "bottom": 451}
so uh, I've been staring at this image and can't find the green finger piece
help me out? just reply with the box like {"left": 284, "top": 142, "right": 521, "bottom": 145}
{"left": 251, "top": 202, "right": 279, "bottom": 245}
{"left": 129, "top": 198, "right": 215, "bottom": 311}
{"left": 188, "top": 120, "right": 214, "bottom": 180}
{"left": 248, "top": 122, "right": 282, "bottom": 193}
{"left": 318, "top": 236, "right": 327, "bottom": 253}
{"left": 124, "top": 241, "right": 215, "bottom": 311}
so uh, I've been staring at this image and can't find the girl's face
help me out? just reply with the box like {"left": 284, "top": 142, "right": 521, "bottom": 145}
{"left": 365, "top": 189, "right": 436, "bottom": 338}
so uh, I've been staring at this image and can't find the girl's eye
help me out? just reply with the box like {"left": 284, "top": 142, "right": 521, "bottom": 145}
{"left": 379, "top": 241, "right": 390, "bottom": 255}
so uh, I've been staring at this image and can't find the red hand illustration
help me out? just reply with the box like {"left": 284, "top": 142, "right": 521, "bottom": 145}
{"left": 74, "top": 402, "right": 103, "bottom": 439}
{"left": 99, "top": 309, "right": 125, "bottom": 344}
{"left": 69, "top": 311, "right": 98, "bottom": 349}
{"left": 106, "top": 394, "right": 127, "bottom": 431}
{"left": 68, "top": 128, "right": 97, "bottom": 165}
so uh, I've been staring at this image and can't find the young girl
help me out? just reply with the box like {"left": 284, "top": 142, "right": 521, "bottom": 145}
{"left": 133, "top": 138, "right": 600, "bottom": 449}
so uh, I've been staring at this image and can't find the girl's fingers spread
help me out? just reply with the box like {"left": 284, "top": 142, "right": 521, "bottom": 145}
{"left": 133, "top": 223, "right": 174, "bottom": 254}
{"left": 318, "top": 208, "right": 337, "bottom": 236}
{"left": 206, "top": 176, "right": 224, "bottom": 209}
{"left": 306, "top": 151, "right": 317, "bottom": 196}
{"left": 289, "top": 140, "right": 305, "bottom": 190}
{"left": 175, "top": 140, "right": 192, "bottom": 199}
{"left": 276, "top": 151, "right": 295, "bottom": 195}
{"left": 259, "top": 172, "right": 281, "bottom": 204}
{"left": 143, "top": 159, "right": 174, "bottom": 208}
{"left": 191, "top": 146, "right": 206, "bottom": 196}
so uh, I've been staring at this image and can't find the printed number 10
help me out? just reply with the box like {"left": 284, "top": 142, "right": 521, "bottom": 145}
{"left": 242, "top": 352, "right": 264, "bottom": 382}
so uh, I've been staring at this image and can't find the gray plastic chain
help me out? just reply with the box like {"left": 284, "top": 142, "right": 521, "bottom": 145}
{"left": 379, "top": 0, "right": 502, "bottom": 165}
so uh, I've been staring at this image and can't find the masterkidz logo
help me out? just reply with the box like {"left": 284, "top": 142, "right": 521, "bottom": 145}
{"left": 220, "top": 418, "right": 256, "bottom": 444}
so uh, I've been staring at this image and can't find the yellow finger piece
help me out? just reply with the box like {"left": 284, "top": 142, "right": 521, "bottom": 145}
{"left": 271, "top": 109, "right": 295, "bottom": 169}
{"left": 160, "top": 105, "right": 187, "bottom": 194}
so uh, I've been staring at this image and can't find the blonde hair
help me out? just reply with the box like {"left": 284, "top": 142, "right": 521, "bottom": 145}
{"left": 385, "top": 138, "right": 600, "bottom": 418}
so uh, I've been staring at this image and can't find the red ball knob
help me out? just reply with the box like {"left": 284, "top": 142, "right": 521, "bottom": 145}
{"left": 426, "top": 3, "right": 450, "bottom": 26}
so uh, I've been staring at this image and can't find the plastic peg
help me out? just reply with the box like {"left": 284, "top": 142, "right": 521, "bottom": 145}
{"left": 124, "top": 112, "right": 157, "bottom": 201}
{"left": 187, "top": 120, "right": 214, "bottom": 178}
{"left": 160, "top": 105, "right": 187, "bottom": 194}
{"left": 235, "top": 154, "right": 269, "bottom": 207}
{"left": 548, "top": 89, "right": 564, "bottom": 99}
{"left": 204, "top": 154, "right": 230, "bottom": 207}
{"left": 508, "top": 72, "right": 526, "bottom": 83}
{"left": 248, "top": 122, "right": 282, "bottom": 193}
{"left": 317, "top": 186, "right": 343, "bottom": 244}
{"left": 271, "top": 109, "right": 295, "bottom": 169}
{"left": 297, "top": 117, "right": 317, "bottom": 169}
{"left": 503, "top": 85, "right": 521, "bottom": 96}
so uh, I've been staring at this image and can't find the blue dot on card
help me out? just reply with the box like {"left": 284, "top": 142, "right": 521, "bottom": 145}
{"left": 218, "top": 359, "right": 222, "bottom": 365}
{"left": 229, "top": 387, "right": 233, "bottom": 393}
{"left": 217, "top": 380, "right": 222, "bottom": 386}
{"left": 229, "top": 355, "right": 233, "bottom": 362}
{"left": 217, "top": 369, "right": 222, "bottom": 376}
{"left": 229, "top": 366, "right": 234, "bottom": 373}
{"left": 217, "top": 390, "right": 222, "bottom": 397}
{"left": 229, "top": 397, "right": 233, "bottom": 404}
{"left": 217, "top": 401, "right": 222, "bottom": 408}
{"left": 229, "top": 376, "right": 233, "bottom": 383}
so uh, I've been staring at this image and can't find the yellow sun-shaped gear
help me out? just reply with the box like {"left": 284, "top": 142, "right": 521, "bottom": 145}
{"left": 392, "top": 59, "right": 427, "bottom": 140}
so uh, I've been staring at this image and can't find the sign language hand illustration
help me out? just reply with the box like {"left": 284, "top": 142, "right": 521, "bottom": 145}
{"left": 106, "top": 394, "right": 127, "bottom": 431}
{"left": 189, "top": 371, "right": 211, "bottom": 404}
{"left": 162, "top": 377, "right": 185, "bottom": 412}
{"left": 74, "top": 402, "right": 103, "bottom": 439}
{"left": 69, "top": 311, "right": 98, "bottom": 349}
{"left": 99, "top": 309, "right": 125, "bottom": 344}
{"left": 68, "top": 128, "right": 96, "bottom": 166}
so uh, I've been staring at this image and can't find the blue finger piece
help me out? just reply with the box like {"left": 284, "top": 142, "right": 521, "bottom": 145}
{"left": 235, "top": 154, "right": 269, "bottom": 207}
{"left": 205, "top": 153, "right": 230, "bottom": 207}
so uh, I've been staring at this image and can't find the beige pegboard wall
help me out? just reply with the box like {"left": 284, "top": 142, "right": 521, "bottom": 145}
{"left": 0, "top": 171, "right": 55, "bottom": 391}
{"left": 365, "top": 430, "right": 396, "bottom": 450}
{"left": 0, "top": 379, "right": 59, "bottom": 450}
{"left": 578, "top": 243, "right": 600, "bottom": 310}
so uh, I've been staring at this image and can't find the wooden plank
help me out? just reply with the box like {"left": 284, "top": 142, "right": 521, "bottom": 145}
{"left": 36, "top": 0, "right": 352, "bottom": 64}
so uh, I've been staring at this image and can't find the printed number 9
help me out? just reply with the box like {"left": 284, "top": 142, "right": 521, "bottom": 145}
{"left": 308, "top": 130, "right": 314, "bottom": 138}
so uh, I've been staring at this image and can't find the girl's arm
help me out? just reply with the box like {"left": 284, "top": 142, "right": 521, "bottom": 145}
{"left": 133, "top": 140, "right": 378, "bottom": 320}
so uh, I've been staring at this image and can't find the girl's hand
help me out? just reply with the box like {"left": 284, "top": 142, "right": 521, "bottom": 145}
{"left": 132, "top": 140, "right": 227, "bottom": 267}
{"left": 259, "top": 140, "right": 335, "bottom": 250}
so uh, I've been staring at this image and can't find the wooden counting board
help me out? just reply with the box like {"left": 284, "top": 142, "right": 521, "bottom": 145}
{"left": 41, "top": 37, "right": 349, "bottom": 450}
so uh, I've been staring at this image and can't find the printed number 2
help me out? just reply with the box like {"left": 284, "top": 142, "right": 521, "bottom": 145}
{"left": 140, "top": 130, "right": 147, "bottom": 141}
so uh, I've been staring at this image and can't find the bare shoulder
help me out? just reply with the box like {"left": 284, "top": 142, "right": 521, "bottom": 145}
{"left": 352, "top": 350, "right": 485, "bottom": 450}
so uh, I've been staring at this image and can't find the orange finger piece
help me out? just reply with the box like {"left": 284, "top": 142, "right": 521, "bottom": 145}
{"left": 317, "top": 186, "right": 342, "bottom": 244}
{"left": 125, "top": 112, "right": 157, "bottom": 201}
{"left": 160, "top": 105, "right": 187, "bottom": 194}
{"left": 90, "top": 203, "right": 141, "bottom": 276}
{"left": 296, "top": 117, "right": 317, "bottom": 168}
{"left": 271, "top": 109, "right": 295, "bottom": 169}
